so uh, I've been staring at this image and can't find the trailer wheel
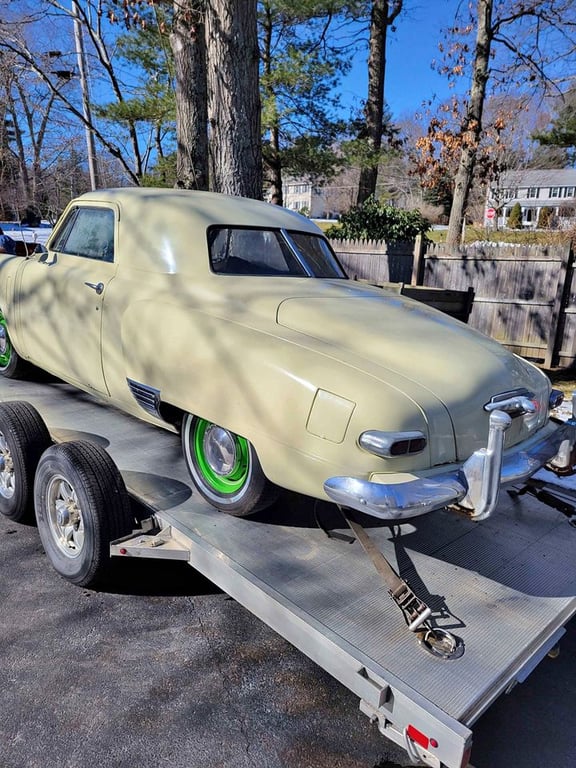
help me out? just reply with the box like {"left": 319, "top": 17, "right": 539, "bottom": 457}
{"left": 34, "top": 441, "right": 133, "bottom": 587}
{"left": 181, "top": 414, "right": 278, "bottom": 516}
{"left": 0, "top": 401, "right": 52, "bottom": 523}
{"left": 0, "top": 310, "right": 31, "bottom": 379}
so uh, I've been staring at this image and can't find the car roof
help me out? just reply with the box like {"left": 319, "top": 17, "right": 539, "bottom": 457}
{"left": 76, "top": 188, "right": 322, "bottom": 234}
{"left": 68, "top": 188, "right": 324, "bottom": 276}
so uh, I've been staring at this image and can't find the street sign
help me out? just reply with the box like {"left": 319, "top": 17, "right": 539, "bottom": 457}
{"left": 486, "top": 208, "right": 496, "bottom": 220}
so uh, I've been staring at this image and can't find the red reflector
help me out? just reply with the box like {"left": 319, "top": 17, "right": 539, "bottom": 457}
{"left": 407, "top": 724, "right": 429, "bottom": 750}
{"left": 119, "top": 548, "right": 127, "bottom": 555}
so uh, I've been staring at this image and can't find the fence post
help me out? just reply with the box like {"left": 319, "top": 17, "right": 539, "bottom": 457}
{"left": 545, "top": 243, "right": 574, "bottom": 369}
{"left": 411, "top": 235, "right": 426, "bottom": 285}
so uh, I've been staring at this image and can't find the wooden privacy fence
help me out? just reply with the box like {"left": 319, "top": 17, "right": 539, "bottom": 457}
{"left": 330, "top": 237, "right": 575, "bottom": 369}
{"left": 330, "top": 238, "right": 416, "bottom": 283}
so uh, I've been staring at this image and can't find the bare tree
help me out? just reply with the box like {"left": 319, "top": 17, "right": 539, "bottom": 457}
{"left": 445, "top": 0, "right": 576, "bottom": 246}
{"left": 356, "top": 0, "right": 403, "bottom": 206}
{"left": 446, "top": 0, "right": 492, "bottom": 245}
{"left": 0, "top": 1, "right": 153, "bottom": 185}
{"left": 0, "top": 45, "right": 83, "bottom": 218}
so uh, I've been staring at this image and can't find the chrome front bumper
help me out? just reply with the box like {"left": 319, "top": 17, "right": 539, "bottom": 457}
{"left": 323, "top": 414, "right": 575, "bottom": 522}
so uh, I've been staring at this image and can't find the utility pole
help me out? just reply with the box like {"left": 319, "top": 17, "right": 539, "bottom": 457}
{"left": 71, "top": 0, "right": 100, "bottom": 190}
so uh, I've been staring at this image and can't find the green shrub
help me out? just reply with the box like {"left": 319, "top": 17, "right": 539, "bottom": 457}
{"left": 325, "top": 196, "right": 430, "bottom": 243}
{"left": 507, "top": 202, "right": 523, "bottom": 229}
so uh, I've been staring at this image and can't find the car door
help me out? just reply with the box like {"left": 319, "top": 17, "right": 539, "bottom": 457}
{"left": 15, "top": 204, "right": 117, "bottom": 395}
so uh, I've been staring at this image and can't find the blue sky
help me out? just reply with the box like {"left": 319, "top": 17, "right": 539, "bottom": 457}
{"left": 339, "top": 0, "right": 465, "bottom": 119}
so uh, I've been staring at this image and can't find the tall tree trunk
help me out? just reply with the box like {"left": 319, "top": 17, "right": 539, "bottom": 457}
{"left": 170, "top": 0, "right": 209, "bottom": 190}
{"left": 446, "top": 0, "right": 493, "bottom": 247}
{"left": 260, "top": 5, "right": 282, "bottom": 203}
{"left": 266, "top": 124, "right": 283, "bottom": 204}
{"left": 356, "top": 1, "right": 402, "bottom": 206}
{"left": 206, "top": 0, "right": 262, "bottom": 198}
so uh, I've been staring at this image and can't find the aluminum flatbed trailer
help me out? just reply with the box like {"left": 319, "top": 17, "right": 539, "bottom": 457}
{"left": 2, "top": 376, "right": 575, "bottom": 768}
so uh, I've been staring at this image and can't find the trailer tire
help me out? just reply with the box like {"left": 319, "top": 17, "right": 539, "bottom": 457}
{"left": 34, "top": 441, "right": 133, "bottom": 587}
{"left": 0, "top": 400, "right": 52, "bottom": 523}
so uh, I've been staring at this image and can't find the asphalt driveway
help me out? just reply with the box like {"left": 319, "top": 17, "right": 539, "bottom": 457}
{"left": 1, "top": 511, "right": 575, "bottom": 768}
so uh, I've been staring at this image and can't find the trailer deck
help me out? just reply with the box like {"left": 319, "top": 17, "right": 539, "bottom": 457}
{"left": 2, "top": 375, "right": 575, "bottom": 768}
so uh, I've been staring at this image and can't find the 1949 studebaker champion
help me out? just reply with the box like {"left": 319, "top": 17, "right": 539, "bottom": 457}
{"left": 0, "top": 188, "right": 572, "bottom": 521}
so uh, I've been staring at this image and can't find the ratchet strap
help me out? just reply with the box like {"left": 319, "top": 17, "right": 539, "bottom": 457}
{"left": 338, "top": 507, "right": 432, "bottom": 631}
{"left": 335, "top": 506, "right": 465, "bottom": 659}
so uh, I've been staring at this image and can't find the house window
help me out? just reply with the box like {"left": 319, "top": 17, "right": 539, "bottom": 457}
{"left": 526, "top": 187, "right": 540, "bottom": 199}
{"left": 503, "top": 188, "right": 517, "bottom": 199}
{"left": 550, "top": 187, "right": 561, "bottom": 198}
{"left": 564, "top": 187, "right": 575, "bottom": 198}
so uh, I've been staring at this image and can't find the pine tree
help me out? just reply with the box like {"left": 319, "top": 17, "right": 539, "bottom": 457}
{"left": 507, "top": 202, "right": 523, "bottom": 229}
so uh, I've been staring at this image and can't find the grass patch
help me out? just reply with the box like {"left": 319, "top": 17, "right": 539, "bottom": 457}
{"left": 429, "top": 226, "right": 573, "bottom": 245}
{"left": 324, "top": 224, "right": 573, "bottom": 245}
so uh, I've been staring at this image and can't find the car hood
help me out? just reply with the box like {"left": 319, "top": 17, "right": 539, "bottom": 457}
{"left": 277, "top": 292, "right": 549, "bottom": 459}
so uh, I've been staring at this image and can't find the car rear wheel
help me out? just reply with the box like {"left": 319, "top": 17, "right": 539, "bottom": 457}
{"left": 0, "top": 310, "right": 30, "bottom": 379}
{"left": 181, "top": 414, "right": 278, "bottom": 516}
{"left": 34, "top": 441, "right": 133, "bottom": 586}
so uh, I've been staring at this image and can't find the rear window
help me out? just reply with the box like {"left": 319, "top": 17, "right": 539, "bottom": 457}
{"left": 208, "top": 227, "right": 346, "bottom": 279}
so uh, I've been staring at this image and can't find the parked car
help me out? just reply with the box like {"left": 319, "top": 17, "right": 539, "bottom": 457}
{"left": 0, "top": 188, "right": 571, "bottom": 521}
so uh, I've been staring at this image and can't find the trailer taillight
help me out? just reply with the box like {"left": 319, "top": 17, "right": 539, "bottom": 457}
{"left": 406, "top": 723, "right": 432, "bottom": 749}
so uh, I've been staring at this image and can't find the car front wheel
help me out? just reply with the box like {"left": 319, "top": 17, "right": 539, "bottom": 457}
{"left": 181, "top": 414, "right": 278, "bottom": 516}
{"left": 0, "top": 310, "right": 30, "bottom": 379}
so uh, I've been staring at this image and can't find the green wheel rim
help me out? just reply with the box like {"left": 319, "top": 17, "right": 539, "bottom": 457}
{"left": 0, "top": 312, "right": 12, "bottom": 369}
{"left": 193, "top": 419, "right": 250, "bottom": 495}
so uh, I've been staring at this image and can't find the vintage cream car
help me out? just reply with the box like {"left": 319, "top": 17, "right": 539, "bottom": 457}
{"left": 0, "top": 188, "right": 571, "bottom": 521}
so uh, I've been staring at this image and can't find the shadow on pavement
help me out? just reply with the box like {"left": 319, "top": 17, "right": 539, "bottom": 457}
{"left": 100, "top": 556, "right": 223, "bottom": 598}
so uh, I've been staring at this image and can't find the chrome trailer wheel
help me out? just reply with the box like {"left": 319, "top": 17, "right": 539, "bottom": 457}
{"left": 35, "top": 441, "right": 133, "bottom": 586}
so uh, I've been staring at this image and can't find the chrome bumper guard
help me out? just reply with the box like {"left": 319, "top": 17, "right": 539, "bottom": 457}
{"left": 324, "top": 412, "right": 576, "bottom": 522}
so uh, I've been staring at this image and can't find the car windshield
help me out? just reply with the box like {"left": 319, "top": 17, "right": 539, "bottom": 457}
{"left": 208, "top": 227, "right": 346, "bottom": 279}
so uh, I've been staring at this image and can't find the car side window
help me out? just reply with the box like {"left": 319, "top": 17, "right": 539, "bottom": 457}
{"left": 209, "top": 228, "right": 305, "bottom": 276}
{"left": 288, "top": 232, "right": 346, "bottom": 279}
{"left": 53, "top": 207, "right": 115, "bottom": 263}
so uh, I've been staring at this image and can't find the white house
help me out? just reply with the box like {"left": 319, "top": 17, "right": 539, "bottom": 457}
{"left": 487, "top": 168, "right": 576, "bottom": 228}
{"left": 281, "top": 176, "right": 356, "bottom": 220}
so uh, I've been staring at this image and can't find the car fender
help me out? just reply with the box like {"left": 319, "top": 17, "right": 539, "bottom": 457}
{"left": 115, "top": 298, "right": 455, "bottom": 496}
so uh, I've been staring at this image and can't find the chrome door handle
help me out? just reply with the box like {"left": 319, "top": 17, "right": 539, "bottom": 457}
{"left": 85, "top": 281, "right": 104, "bottom": 295}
